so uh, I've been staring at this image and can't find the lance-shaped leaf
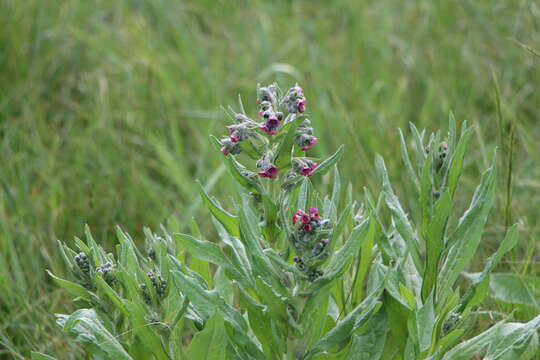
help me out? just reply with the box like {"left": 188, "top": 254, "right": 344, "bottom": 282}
{"left": 441, "top": 313, "right": 540, "bottom": 360}
{"left": 306, "top": 284, "right": 384, "bottom": 358}
{"left": 56, "top": 309, "right": 133, "bottom": 360}
{"left": 185, "top": 311, "right": 228, "bottom": 360}
{"left": 421, "top": 190, "right": 452, "bottom": 301}
{"left": 438, "top": 157, "right": 496, "bottom": 304}
{"left": 197, "top": 181, "right": 240, "bottom": 238}
{"left": 175, "top": 234, "right": 248, "bottom": 285}
{"left": 399, "top": 128, "right": 420, "bottom": 191}
{"left": 168, "top": 256, "right": 249, "bottom": 333}
{"left": 275, "top": 116, "right": 303, "bottom": 168}
{"left": 445, "top": 128, "right": 472, "bottom": 196}
{"left": 124, "top": 301, "right": 170, "bottom": 360}
{"left": 46, "top": 271, "right": 98, "bottom": 304}
{"left": 343, "top": 310, "right": 388, "bottom": 360}
{"left": 31, "top": 353, "right": 58, "bottom": 360}
{"left": 376, "top": 155, "right": 422, "bottom": 272}
{"left": 459, "top": 224, "right": 520, "bottom": 313}
{"left": 211, "top": 135, "right": 263, "bottom": 194}
{"left": 310, "top": 145, "right": 345, "bottom": 177}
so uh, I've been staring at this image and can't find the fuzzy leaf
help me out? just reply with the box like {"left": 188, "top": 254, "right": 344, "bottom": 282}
{"left": 198, "top": 182, "right": 240, "bottom": 237}
{"left": 186, "top": 311, "right": 228, "bottom": 360}
{"left": 311, "top": 145, "right": 345, "bottom": 177}
{"left": 56, "top": 309, "right": 133, "bottom": 360}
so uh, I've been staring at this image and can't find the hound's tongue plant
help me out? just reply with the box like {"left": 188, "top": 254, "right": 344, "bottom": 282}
{"left": 42, "top": 82, "right": 540, "bottom": 360}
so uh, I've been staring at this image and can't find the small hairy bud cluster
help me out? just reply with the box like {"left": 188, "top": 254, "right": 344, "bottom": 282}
{"left": 257, "top": 84, "right": 283, "bottom": 135}
{"left": 295, "top": 119, "right": 318, "bottom": 151}
{"left": 290, "top": 208, "right": 331, "bottom": 282}
{"left": 435, "top": 141, "right": 449, "bottom": 172}
{"left": 442, "top": 312, "right": 461, "bottom": 335}
{"left": 74, "top": 252, "right": 90, "bottom": 274}
{"left": 256, "top": 151, "right": 280, "bottom": 179}
{"left": 96, "top": 261, "right": 115, "bottom": 285}
{"left": 281, "top": 84, "right": 306, "bottom": 114}
{"left": 139, "top": 283, "right": 151, "bottom": 305}
{"left": 220, "top": 136, "right": 243, "bottom": 156}
{"left": 220, "top": 113, "right": 258, "bottom": 156}
{"left": 148, "top": 271, "right": 167, "bottom": 299}
{"left": 292, "top": 158, "right": 318, "bottom": 177}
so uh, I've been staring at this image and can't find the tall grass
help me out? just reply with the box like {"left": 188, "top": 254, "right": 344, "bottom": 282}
{"left": 0, "top": 0, "right": 539, "bottom": 357}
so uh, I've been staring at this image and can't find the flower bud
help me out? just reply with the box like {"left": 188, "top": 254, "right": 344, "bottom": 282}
{"left": 220, "top": 138, "right": 242, "bottom": 156}
{"left": 74, "top": 252, "right": 90, "bottom": 274}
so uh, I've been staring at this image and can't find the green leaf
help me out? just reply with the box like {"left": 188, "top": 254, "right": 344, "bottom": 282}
{"left": 478, "top": 273, "right": 539, "bottom": 309}
{"left": 197, "top": 181, "right": 240, "bottom": 237}
{"left": 311, "top": 145, "right": 345, "bottom": 177}
{"left": 46, "top": 270, "right": 96, "bottom": 303}
{"left": 56, "top": 309, "right": 133, "bottom": 360}
{"left": 123, "top": 301, "right": 170, "bottom": 360}
{"left": 446, "top": 128, "right": 472, "bottom": 196}
{"left": 438, "top": 158, "right": 496, "bottom": 304}
{"left": 175, "top": 233, "right": 247, "bottom": 284}
{"left": 376, "top": 155, "right": 422, "bottom": 272}
{"left": 416, "top": 292, "right": 435, "bottom": 354}
{"left": 306, "top": 284, "right": 383, "bottom": 357}
{"left": 352, "top": 216, "right": 377, "bottom": 304}
{"left": 344, "top": 310, "right": 388, "bottom": 360}
{"left": 459, "top": 225, "right": 520, "bottom": 312}
{"left": 31, "top": 352, "right": 58, "bottom": 360}
{"left": 186, "top": 311, "right": 228, "bottom": 360}
{"left": 94, "top": 275, "right": 128, "bottom": 316}
{"left": 169, "top": 257, "right": 248, "bottom": 332}
{"left": 399, "top": 128, "right": 420, "bottom": 191}
{"left": 442, "top": 313, "right": 540, "bottom": 360}
{"left": 275, "top": 116, "right": 303, "bottom": 168}
{"left": 421, "top": 191, "right": 452, "bottom": 301}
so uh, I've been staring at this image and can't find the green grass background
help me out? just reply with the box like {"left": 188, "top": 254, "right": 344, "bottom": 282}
{"left": 0, "top": 0, "right": 539, "bottom": 358}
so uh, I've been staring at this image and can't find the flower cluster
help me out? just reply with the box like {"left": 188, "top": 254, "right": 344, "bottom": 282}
{"left": 139, "top": 271, "right": 167, "bottom": 305}
{"left": 257, "top": 84, "right": 284, "bottom": 135}
{"left": 96, "top": 261, "right": 115, "bottom": 285}
{"left": 256, "top": 151, "right": 280, "bottom": 178}
{"left": 295, "top": 119, "right": 318, "bottom": 151}
{"left": 292, "top": 158, "right": 318, "bottom": 177}
{"left": 281, "top": 84, "right": 306, "bottom": 114}
{"left": 148, "top": 271, "right": 167, "bottom": 299}
{"left": 74, "top": 252, "right": 90, "bottom": 274}
{"left": 290, "top": 208, "right": 331, "bottom": 282}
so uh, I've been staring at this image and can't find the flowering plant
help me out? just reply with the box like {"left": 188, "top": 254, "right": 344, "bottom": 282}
{"left": 40, "top": 82, "right": 540, "bottom": 360}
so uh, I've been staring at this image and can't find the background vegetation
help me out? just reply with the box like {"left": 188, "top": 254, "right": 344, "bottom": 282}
{"left": 0, "top": 0, "right": 539, "bottom": 358}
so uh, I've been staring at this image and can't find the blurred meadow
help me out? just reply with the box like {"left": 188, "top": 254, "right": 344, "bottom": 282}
{"left": 0, "top": 0, "right": 539, "bottom": 358}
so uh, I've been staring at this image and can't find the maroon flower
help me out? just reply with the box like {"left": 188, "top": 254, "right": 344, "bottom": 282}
{"left": 301, "top": 137, "right": 318, "bottom": 151}
{"left": 230, "top": 134, "right": 240, "bottom": 143}
{"left": 300, "top": 162, "right": 318, "bottom": 177}
{"left": 301, "top": 213, "right": 311, "bottom": 224}
{"left": 303, "top": 223, "right": 312, "bottom": 232}
{"left": 260, "top": 117, "right": 281, "bottom": 135}
{"left": 258, "top": 165, "right": 279, "bottom": 179}
{"left": 296, "top": 99, "right": 306, "bottom": 113}
{"left": 292, "top": 210, "right": 304, "bottom": 223}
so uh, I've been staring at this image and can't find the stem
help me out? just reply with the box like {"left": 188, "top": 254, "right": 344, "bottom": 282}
{"left": 287, "top": 332, "right": 296, "bottom": 360}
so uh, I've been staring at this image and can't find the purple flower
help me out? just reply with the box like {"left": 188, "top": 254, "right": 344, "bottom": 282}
{"left": 300, "top": 162, "right": 318, "bottom": 177}
{"left": 260, "top": 117, "right": 281, "bottom": 135}
{"left": 258, "top": 164, "right": 279, "bottom": 179}
{"left": 296, "top": 99, "right": 306, "bottom": 113}
{"left": 301, "top": 137, "right": 318, "bottom": 151}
